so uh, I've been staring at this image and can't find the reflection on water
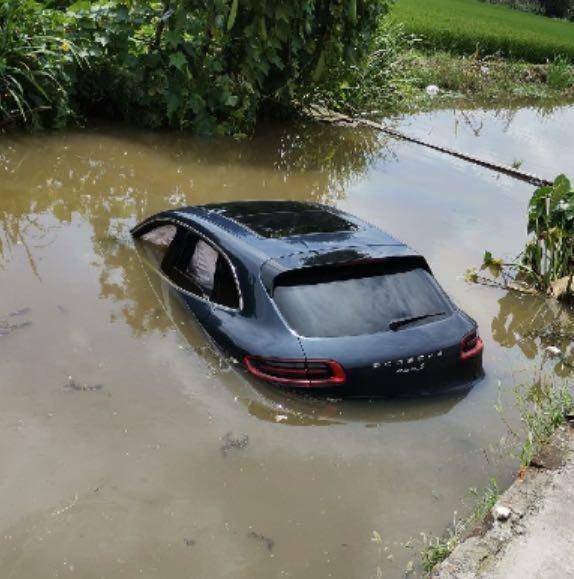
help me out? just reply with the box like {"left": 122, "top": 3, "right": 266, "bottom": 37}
{"left": 492, "top": 291, "right": 574, "bottom": 377}
{"left": 1, "top": 107, "right": 573, "bottom": 579}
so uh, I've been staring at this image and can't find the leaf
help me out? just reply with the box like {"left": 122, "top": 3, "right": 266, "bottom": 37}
{"left": 169, "top": 52, "right": 187, "bottom": 71}
{"left": 227, "top": 0, "right": 238, "bottom": 31}
{"left": 166, "top": 90, "right": 181, "bottom": 117}
{"left": 165, "top": 30, "right": 182, "bottom": 49}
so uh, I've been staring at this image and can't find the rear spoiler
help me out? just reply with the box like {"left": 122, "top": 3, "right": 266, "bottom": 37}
{"left": 260, "top": 246, "right": 431, "bottom": 292}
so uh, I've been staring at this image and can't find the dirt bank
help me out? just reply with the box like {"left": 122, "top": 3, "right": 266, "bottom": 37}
{"left": 434, "top": 424, "right": 574, "bottom": 578}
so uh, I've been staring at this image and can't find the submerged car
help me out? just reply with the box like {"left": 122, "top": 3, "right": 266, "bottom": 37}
{"left": 132, "top": 201, "right": 483, "bottom": 396}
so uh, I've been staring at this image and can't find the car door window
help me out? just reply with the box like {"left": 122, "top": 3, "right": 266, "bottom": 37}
{"left": 188, "top": 240, "right": 219, "bottom": 294}
{"left": 172, "top": 232, "right": 240, "bottom": 310}
{"left": 139, "top": 224, "right": 177, "bottom": 261}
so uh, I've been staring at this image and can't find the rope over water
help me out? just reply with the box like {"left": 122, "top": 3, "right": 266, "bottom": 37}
{"left": 309, "top": 106, "right": 553, "bottom": 188}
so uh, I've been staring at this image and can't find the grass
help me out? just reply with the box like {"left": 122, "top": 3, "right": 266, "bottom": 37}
{"left": 515, "top": 375, "right": 573, "bottom": 466}
{"left": 420, "top": 479, "right": 500, "bottom": 573}
{"left": 391, "top": 0, "right": 574, "bottom": 63}
{"left": 395, "top": 50, "right": 574, "bottom": 110}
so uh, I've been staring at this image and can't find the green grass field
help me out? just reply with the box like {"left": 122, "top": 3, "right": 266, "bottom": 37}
{"left": 391, "top": 0, "right": 574, "bottom": 63}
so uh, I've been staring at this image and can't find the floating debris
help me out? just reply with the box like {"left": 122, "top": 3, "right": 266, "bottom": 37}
{"left": 183, "top": 538, "right": 196, "bottom": 547}
{"left": 0, "top": 317, "right": 31, "bottom": 337}
{"left": 247, "top": 531, "right": 274, "bottom": 552}
{"left": 9, "top": 307, "right": 31, "bottom": 317}
{"left": 221, "top": 432, "right": 249, "bottom": 456}
{"left": 65, "top": 377, "right": 104, "bottom": 392}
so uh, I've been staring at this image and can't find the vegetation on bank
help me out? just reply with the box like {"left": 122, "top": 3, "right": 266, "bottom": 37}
{"left": 467, "top": 175, "right": 574, "bottom": 302}
{"left": 420, "top": 478, "right": 500, "bottom": 573}
{"left": 0, "top": 0, "right": 387, "bottom": 133}
{"left": 514, "top": 374, "right": 573, "bottom": 466}
{"left": 391, "top": 0, "right": 574, "bottom": 62}
{"left": 3, "top": 0, "right": 574, "bottom": 133}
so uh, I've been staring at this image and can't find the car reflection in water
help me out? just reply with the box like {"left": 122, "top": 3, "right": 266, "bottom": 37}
{"left": 135, "top": 242, "right": 476, "bottom": 427}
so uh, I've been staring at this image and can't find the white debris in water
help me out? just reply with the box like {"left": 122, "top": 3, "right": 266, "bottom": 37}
{"left": 275, "top": 414, "right": 288, "bottom": 423}
{"left": 425, "top": 84, "right": 440, "bottom": 96}
{"left": 546, "top": 346, "right": 562, "bottom": 357}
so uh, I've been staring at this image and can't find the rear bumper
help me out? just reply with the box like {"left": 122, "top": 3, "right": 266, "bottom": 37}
{"left": 278, "top": 354, "right": 484, "bottom": 398}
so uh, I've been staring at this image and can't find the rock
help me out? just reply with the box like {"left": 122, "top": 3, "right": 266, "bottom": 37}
{"left": 493, "top": 505, "right": 512, "bottom": 522}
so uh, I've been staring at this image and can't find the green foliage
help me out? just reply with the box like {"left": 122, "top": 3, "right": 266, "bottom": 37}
{"left": 391, "top": 0, "right": 574, "bottom": 63}
{"left": 474, "top": 175, "right": 573, "bottom": 299}
{"left": 523, "top": 174, "right": 574, "bottom": 291}
{"left": 65, "top": 0, "right": 388, "bottom": 134}
{"left": 307, "top": 20, "right": 417, "bottom": 115}
{"left": 515, "top": 375, "right": 572, "bottom": 466}
{"left": 0, "top": 0, "right": 80, "bottom": 128}
{"left": 394, "top": 50, "right": 574, "bottom": 110}
{"left": 547, "top": 55, "right": 574, "bottom": 89}
{"left": 1, "top": 0, "right": 388, "bottom": 132}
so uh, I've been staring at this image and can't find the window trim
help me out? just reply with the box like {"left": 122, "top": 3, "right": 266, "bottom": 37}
{"left": 133, "top": 216, "right": 244, "bottom": 313}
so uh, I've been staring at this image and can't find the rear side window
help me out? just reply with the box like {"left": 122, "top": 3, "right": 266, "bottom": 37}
{"left": 172, "top": 232, "right": 241, "bottom": 310}
{"left": 272, "top": 262, "right": 449, "bottom": 337}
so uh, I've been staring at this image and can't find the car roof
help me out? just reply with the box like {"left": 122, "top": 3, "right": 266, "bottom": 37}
{"left": 133, "top": 201, "right": 423, "bottom": 278}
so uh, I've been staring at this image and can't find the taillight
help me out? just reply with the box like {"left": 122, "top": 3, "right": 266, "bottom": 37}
{"left": 244, "top": 356, "right": 346, "bottom": 387}
{"left": 460, "top": 331, "right": 484, "bottom": 360}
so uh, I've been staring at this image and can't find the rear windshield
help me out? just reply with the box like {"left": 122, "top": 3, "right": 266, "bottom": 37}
{"left": 272, "top": 262, "right": 450, "bottom": 338}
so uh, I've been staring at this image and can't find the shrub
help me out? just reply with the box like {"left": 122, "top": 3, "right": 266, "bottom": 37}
{"left": 0, "top": 0, "right": 79, "bottom": 129}
{"left": 67, "top": 0, "right": 388, "bottom": 134}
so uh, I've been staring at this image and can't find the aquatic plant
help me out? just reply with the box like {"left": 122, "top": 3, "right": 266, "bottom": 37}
{"left": 522, "top": 174, "right": 574, "bottom": 297}
{"left": 470, "top": 175, "right": 574, "bottom": 301}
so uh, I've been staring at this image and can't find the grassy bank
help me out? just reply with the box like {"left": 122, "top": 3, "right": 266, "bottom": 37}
{"left": 391, "top": 0, "right": 574, "bottom": 62}
{"left": 394, "top": 50, "right": 574, "bottom": 112}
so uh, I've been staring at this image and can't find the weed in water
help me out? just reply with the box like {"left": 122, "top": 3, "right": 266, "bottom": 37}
{"left": 472, "top": 175, "right": 574, "bottom": 301}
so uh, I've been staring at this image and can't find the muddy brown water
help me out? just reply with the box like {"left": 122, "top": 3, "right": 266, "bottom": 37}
{"left": 1, "top": 105, "right": 573, "bottom": 578}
